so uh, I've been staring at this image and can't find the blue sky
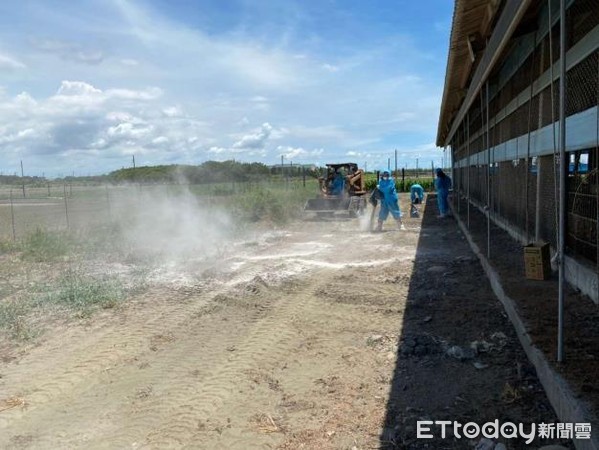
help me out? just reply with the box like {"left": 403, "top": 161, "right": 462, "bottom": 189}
{"left": 0, "top": 0, "right": 453, "bottom": 177}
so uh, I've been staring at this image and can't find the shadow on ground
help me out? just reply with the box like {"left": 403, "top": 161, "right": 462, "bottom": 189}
{"left": 379, "top": 195, "right": 571, "bottom": 449}
{"left": 453, "top": 194, "right": 599, "bottom": 418}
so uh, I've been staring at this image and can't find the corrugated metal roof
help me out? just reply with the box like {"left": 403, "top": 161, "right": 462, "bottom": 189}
{"left": 436, "top": 0, "right": 501, "bottom": 147}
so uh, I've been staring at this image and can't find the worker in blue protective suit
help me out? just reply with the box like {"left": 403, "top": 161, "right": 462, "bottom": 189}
{"left": 435, "top": 168, "right": 452, "bottom": 218}
{"left": 375, "top": 169, "right": 404, "bottom": 231}
{"left": 410, "top": 183, "right": 425, "bottom": 204}
{"left": 330, "top": 170, "right": 345, "bottom": 195}
{"left": 409, "top": 183, "right": 424, "bottom": 218}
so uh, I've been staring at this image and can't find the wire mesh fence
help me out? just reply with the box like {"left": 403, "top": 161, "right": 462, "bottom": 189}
{"left": 449, "top": 0, "right": 599, "bottom": 270}
{"left": 0, "top": 179, "right": 318, "bottom": 241}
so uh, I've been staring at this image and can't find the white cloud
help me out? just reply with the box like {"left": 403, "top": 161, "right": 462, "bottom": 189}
{"left": 107, "top": 122, "right": 153, "bottom": 138}
{"left": 162, "top": 106, "right": 182, "bottom": 117}
{"left": 278, "top": 146, "right": 305, "bottom": 159}
{"left": 277, "top": 145, "right": 323, "bottom": 160}
{"left": 0, "top": 128, "right": 40, "bottom": 145}
{"left": 37, "top": 82, "right": 164, "bottom": 117}
{"left": 57, "top": 80, "right": 102, "bottom": 97}
{"left": 106, "top": 87, "right": 163, "bottom": 101}
{"left": 321, "top": 63, "right": 339, "bottom": 72}
{"left": 0, "top": 80, "right": 213, "bottom": 174}
{"left": 106, "top": 111, "right": 136, "bottom": 122}
{"left": 14, "top": 92, "right": 37, "bottom": 107}
{"left": 232, "top": 122, "right": 273, "bottom": 149}
{"left": 152, "top": 136, "right": 169, "bottom": 145}
{"left": 0, "top": 53, "right": 26, "bottom": 70}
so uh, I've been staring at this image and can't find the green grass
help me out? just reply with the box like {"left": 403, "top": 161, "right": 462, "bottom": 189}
{"left": 231, "top": 183, "right": 315, "bottom": 225}
{"left": 0, "top": 269, "right": 128, "bottom": 340}
{"left": 11, "top": 224, "right": 131, "bottom": 262}
{"left": 45, "top": 269, "right": 125, "bottom": 316}
{"left": 20, "top": 228, "right": 73, "bottom": 261}
{"left": 0, "top": 238, "right": 18, "bottom": 255}
{"left": 364, "top": 176, "right": 434, "bottom": 192}
{"left": 0, "top": 299, "right": 35, "bottom": 340}
{"left": 74, "top": 222, "right": 131, "bottom": 258}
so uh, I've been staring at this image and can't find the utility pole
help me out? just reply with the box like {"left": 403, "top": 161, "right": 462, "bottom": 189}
{"left": 132, "top": 155, "right": 137, "bottom": 187}
{"left": 20, "top": 160, "right": 25, "bottom": 198}
{"left": 394, "top": 149, "right": 397, "bottom": 179}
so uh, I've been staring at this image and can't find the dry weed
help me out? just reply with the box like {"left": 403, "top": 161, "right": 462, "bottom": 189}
{"left": 249, "top": 413, "right": 284, "bottom": 434}
{"left": 0, "top": 396, "right": 26, "bottom": 412}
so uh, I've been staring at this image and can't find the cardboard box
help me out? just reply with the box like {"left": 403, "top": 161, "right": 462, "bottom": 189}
{"left": 523, "top": 242, "right": 551, "bottom": 280}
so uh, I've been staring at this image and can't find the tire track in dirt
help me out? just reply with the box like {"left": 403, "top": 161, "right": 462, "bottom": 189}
{"left": 0, "top": 287, "right": 211, "bottom": 425}
{"left": 182, "top": 255, "right": 413, "bottom": 450}
{"left": 141, "top": 267, "right": 343, "bottom": 449}
{"left": 0, "top": 258, "right": 296, "bottom": 445}
{"left": 59, "top": 269, "right": 312, "bottom": 448}
{"left": 206, "top": 269, "right": 412, "bottom": 449}
{"left": 31, "top": 310, "right": 270, "bottom": 449}
{"left": 100, "top": 292, "right": 284, "bottom": 449}
{"left": 200, "top": 429, "right": 277, "bottom": 450}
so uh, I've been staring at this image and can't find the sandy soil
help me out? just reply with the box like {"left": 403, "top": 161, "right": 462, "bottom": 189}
{"left": 0, "top": 196, "right": 570, "bottom": 449}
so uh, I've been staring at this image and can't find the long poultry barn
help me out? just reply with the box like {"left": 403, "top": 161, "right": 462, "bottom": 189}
{"left": 437, "top": 0, "right": 599, "bottom": 302}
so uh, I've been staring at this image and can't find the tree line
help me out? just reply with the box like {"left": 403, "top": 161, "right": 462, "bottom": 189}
{"left": 0, "top": 161, "right": 319, "bottom": 186}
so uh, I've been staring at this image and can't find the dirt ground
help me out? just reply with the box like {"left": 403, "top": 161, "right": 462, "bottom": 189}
{"left": 454, "top": 196, "right": 599, "bottom": 425}
{"left": 0, "top": 195, "right": 572, "bottom": 449}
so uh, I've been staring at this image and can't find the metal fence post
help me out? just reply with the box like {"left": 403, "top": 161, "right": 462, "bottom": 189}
{"left": 9, "top": 189, "right": 16, "bottom": 241}
{"left": 63, "top": 184, "right": 70, "bottom": 230}
{"left": 105, "top": 185, "right": 112, "bottom": 222}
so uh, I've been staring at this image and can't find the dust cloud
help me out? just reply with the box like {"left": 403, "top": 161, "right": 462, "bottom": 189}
{"left": 111, "top": 186, "right": 233, "bottom": 264}
{"left": 359, "top": 210, "right": 374, "bottom": 231}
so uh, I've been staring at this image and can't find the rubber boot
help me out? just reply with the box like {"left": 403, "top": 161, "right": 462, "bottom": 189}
{"left": 375, "top": 220, "right": 383, "bottom": 232}
{"left": 396, "top": 219, "right": 406, "bottom": 231}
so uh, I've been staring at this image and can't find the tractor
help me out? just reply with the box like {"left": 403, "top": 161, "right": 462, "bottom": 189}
{"left": 304, "top": 163, "right": 367, "bottom": 217}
